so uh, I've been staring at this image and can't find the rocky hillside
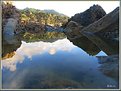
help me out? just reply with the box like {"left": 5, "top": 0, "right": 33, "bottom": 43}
{"left": 2, "top": 1, "right": 68, "bottom": 43}
{"left": 19, "top": 8, "right": 69, "bottom": 27}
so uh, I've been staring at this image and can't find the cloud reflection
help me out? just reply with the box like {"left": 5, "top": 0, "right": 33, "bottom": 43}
{"left": 2, "top": 38, "right": 76, "bottom": 71}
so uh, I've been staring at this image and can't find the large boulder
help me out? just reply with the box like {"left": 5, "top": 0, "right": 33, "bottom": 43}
{"left": 63, "top": 4, "right": 106, "bottom": 28}
{"left": 2, "top": 2, "right": 21, "bottom": 44}
{"left": 3, "top": 18, "right": 19, "bottom": 44}
{"left": 63, "top": 5, "right": 118, "bottom": 55}
{"left": 64, "top": 21, "right": 83, "bottom": 38}
{"left": 63, "top": 4, "right": 106, "bottom": 39}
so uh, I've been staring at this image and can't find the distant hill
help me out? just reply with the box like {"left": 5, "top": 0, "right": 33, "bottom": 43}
{"left": 19, "top": 7, "right": 69, "bottom": 27}
{"left": 21, "top": 8, "right": 68, "bottom": 17}
{"left": 43, "top": 9, "right": 68, "bottom": 16}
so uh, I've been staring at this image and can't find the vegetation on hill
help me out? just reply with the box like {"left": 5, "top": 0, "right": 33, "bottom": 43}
{"left": 20, "top": 8, "right": 69, "bottom": 27}
{"left": 2, "top": 1, "right": 68, "bottom": 42}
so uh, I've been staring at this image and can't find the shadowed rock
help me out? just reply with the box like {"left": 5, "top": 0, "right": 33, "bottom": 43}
{"left": 63, "top": 6, "right": 119, "bottom": 55}
{"left": 63, "top": 4, "right": 106, "bottom": 28}
{"left": 3, "top": 18, "right": 18, "bottom": 44}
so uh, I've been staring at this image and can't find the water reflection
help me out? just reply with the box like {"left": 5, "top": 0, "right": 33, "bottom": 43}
{"left": 2, "top": 38, "right": 118, "bottom": 89}
{"left": 2, "top": 33, "right": 21, "bottom": 59}
{"left": 2, "top": 38, "right": 75, "bottom": 71}
{"left": 70, "top": 35, "right": 118, "bottom": 56}
{"left": 96, "top": 55, "right": 119, "bottom": 81}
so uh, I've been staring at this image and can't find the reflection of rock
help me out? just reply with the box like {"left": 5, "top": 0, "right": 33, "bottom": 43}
{"left": 63, "top": 6, "right": 119, "bottom": 56}
{"left": 2, "top": 52, "right": 25, "bottom": 72}
{"left": 2, "top": 51, "right": 15, "bottom": 60}
{"left": 2, "top": 36, "right": 21, "bottom": 59}
{"left": 96, "top": 55, "right": 119, "bottom": 81}
{"left": 70, "top": 36, "right": 100, "bottom": 56}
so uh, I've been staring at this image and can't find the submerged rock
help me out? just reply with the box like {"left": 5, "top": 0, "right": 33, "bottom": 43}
{"left": 96, "top": 55, "right": 119, "bottom": 81}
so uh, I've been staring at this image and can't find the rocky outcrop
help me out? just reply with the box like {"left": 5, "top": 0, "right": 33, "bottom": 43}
{"left": 63, "top": 5, "right": 119, "bottom": 56}
{"left": 64, "top": 5, "right": 119, "bottom": 40}
{"left": 64, "top": 21, "right": 83, "bottom": 38}
{"left": 63, "top": 4, "right": 106, "bottom": 39}
{"left": 3, "top": 18, "right": 18, "bottom": 44}
{"left": 2, "top": 2, "right": 20, "bottom": 44}
{"left": 63, "top": 4, "right": 106, "bottom": 28}
{"left": 2, "top": 2, "right": 22, "bottom": 58}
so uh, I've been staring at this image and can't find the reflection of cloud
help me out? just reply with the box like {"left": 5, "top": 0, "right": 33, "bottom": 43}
{"left": 2, "top": 52, "right": 24, "bottom": 71}
{"left": 2, "top": 38, "right": 76, "bottom": 71}
{"left": 49, "top": 48, "right": 56, "bottom": 55}
{"left": 3, "top": 68, "right": 28, "bottom": 89}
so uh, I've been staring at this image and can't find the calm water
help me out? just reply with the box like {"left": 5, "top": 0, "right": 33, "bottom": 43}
{"left": 2, "top": 38, "right": 118, "bottom": 89}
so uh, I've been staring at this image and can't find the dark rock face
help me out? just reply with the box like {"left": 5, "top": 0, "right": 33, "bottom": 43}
{"left": 71, "top": 36, "right": 101, "bottom": 56}
{"left": 63, "top": 5, "right": 119, "bottom": 56}
{"left": 96, "top": 22, "right": 119, "bottom": 41}
{"left": 64, "top": 21, "right": 83, "bottom": 38}
{"left": 64, "top": 4, "right": 106, "bottom": 27}
{"left": 2, "top": 2, "right": 21, "bottom": 44}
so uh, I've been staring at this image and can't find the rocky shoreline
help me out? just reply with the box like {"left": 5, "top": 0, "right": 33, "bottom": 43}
{"left": 2, "top": 2, "right": 119, "bottom": 60}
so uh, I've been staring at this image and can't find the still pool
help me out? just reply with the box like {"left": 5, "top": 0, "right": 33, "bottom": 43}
{"left": 2, "top": 38, "right": 118, "bottom": 89}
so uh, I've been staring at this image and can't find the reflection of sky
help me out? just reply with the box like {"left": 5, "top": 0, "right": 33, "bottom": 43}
{"left": 2, "top": 38, "right": 76, "bottom": 71}
{"left": 95, "top": 51, "right": 107, "bottom": 56}
{"left": 2, "top": 38, "right": 117, "bottom": 89}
